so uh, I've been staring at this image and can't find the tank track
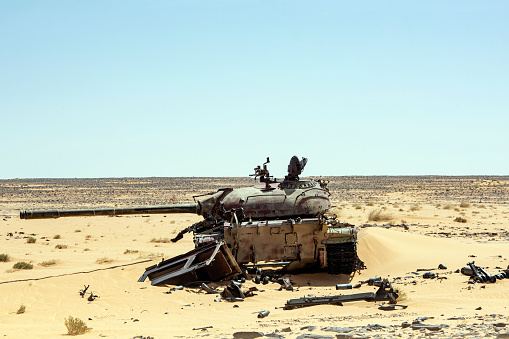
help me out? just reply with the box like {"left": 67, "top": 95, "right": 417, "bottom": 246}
{"left": 326, "top": 242, "right": 364, "bottom": 275}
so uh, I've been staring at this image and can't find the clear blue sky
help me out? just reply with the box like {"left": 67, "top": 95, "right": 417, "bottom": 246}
{"left": 1, "top": 1, "right": 508, "bottom": 178}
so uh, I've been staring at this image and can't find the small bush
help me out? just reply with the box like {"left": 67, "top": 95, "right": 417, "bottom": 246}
{"left": 443, "top": 204, "right": 453, "bottom": 210}
{"left": 13, "top": 262, "right": 33, "bottom": 270}
{"left": 454, "top": 217, "right": 467, "bottom": 223}
{"left": 366, "top": 201, "right": 375, "bottom": 207}
{"left": 409, "top": 205, "right": 421, "bottom": 212}
{"left": 353, "top": 204, "right": 363, "bottom": 210}
{"left": 26, "top": 237, "right": 36, "bottom": 244}
{"left": 460, "top": 202, "right": 471, "bottom": 208}
{"left": 395, "top": 288, "right": 408, "bottom": 302}
{"left": 0, "top": 253, "right": 10, "bottom": 262}
{"left": 53, "top": 234, "right": 61, "bottom": 239}
{"left": 64, "top": 316, "right": 91, "bottom": 335}
{"left": 124, "top": 249, "right": 139, "bottom": 254}
{"left": 96, "top": 257, "right": 113, "bottom": 264}
{"left": 16, "top": 304, "right": 26, "bottom": 314}
{"left": 55, "top": 244, "right": 68, "bottom": 249}
{"left": 39, "top": 260, "right": 57, "bottom": 267}
{"left": 368, "top": 209, "right": 394, "bottom": 222}
{"left": 150, "top": 237, "right": 172, "bottom": 243}
{"left": 74, "top": 229, "right": 82, "bottom": 233}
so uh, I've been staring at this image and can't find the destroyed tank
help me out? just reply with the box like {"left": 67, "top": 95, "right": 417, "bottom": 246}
{"left": 21, "top": 156, "right": 363, "bottom": 284}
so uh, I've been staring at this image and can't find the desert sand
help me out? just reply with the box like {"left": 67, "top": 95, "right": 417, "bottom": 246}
{"left": 1, "top": 176, "right": 509, "bottom": 338}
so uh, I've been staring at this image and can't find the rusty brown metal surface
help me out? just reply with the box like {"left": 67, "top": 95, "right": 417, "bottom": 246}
{"left": 138, "top": 241, "right": 241, "bottom": 285}
{"left": 21, "top": 156, "right": 362, "bottom": 279}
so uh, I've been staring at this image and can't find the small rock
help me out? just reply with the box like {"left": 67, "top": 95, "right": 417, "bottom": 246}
{"left": 295, "top": 335, "right": 334, "bottom": 339}
{"left": 233, "top": 331, "right": 264, "bottom": 339}
{"left": 322, "top": 327, "right": 355, "bottom": 333}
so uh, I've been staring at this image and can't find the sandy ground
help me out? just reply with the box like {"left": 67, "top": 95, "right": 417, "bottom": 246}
{"left": 1, "top": 176, "right": 509, "bottom": 338}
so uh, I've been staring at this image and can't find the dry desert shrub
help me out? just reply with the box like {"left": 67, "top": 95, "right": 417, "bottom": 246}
{"left": 443, "top": 204, "right": 453, "bottom": 210}
{"left": 454, "top": 217, "right": 467, "bottom": 223}
{"left": 353, "top": 204, "right": 363, "bottom": 210}
{"left": 95, "top": 257, "right": 113, "bottom": 264}
{"left": 460, "top": 202, "right": 471, "bottom": 208}
{"left": 150, "top": 237, "right": 172, "bottom": 243}
{"left": 366, "top": 201, "right": 375, "bottom": 206}
{"left": 13, "top": 262, "right": 33, "bottom": 270}
{"left": 409, "top": 205, "right": 421, "bottom": 212}
{"left": 395, "top": 288, "right": 408, "bottom": 302}
{"left": 74, "top": 229, "right": 82, "bottom": 233}
{"left": 55, "top": 244, "right": 68, "bottom": 249}
{"left": 368, "top": 209, "right": 394, "bottom": 222}
{"left": 64, "top": 316, "right": 91, "bottom": 335}
{"left": 16, "top": 304, "right": 26, "bottom": 314}
{"left": 123, "top": 249, "right": 139, "bottom": 254}
{"left": 26, "top": 237, "right": 36, "bottom": 244}
{"left": 0, "top": 253, "right": 10, "bottom": 262}
{"left": 38, "top": 260, "right": 57, "bottom": 267}
{"left": 137, "top": 252, "right": 165, "bottom": 260}
{"left": 53, "top": 234, "right": 61, "bottom": 239}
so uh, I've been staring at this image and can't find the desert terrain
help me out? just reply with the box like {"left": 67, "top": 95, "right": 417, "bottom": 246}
{"left": 1, "top": 175, "right": 509, "bottom": 338}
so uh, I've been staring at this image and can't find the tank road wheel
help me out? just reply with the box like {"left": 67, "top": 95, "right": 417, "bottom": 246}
{"left": 326, "top": 242, "right": 359, "bottom": 275}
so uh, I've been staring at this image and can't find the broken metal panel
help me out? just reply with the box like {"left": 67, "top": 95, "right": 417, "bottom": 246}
{"left": 138, "top": 241, "right": 241, "bottom": 286}
{"left": 224, "top": 218, "right": 322, "bottom": 264}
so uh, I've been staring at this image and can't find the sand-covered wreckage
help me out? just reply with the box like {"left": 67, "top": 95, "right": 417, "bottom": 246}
{"left": 20, "top": 156, "right": 365, "bottom": 286}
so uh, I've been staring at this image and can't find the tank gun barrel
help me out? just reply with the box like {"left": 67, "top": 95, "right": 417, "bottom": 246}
{"left": 20, "top": 203, "right": 200, "bottom": 220}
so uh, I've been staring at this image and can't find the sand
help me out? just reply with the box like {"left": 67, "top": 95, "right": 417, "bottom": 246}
{"left": 1, "top": 176, "right": 509, "bottom": 338}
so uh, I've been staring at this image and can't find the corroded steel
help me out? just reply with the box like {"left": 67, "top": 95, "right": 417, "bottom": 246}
{"left": 20, "top": 156, "right": 363, "bottom": 277}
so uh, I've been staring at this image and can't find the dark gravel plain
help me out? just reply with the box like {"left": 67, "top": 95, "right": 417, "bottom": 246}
{"left": 1, "top": 176, "right": 507, "bottom": 216}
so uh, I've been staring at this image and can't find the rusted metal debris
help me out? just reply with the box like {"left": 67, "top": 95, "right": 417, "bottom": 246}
{"left": 283, "top": 278, "right": 398, "bottom": 310}
{"left": 220, "top": 280, "right": 258, "bottom": 302}
{"left": 138, "top": 241, "right": 241, "bottom": 286}
{"left": 463, "top": 261, "right": 509, "bottom": 283}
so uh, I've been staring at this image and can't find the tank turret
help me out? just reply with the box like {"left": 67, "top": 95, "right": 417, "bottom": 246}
{"left": 21, "top": 156, "right": 331, "bottom": 222}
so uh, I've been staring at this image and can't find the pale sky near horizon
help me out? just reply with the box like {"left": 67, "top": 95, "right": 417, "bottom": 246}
{"left": 1, "top": 1, "right": 508, "bottom": 179}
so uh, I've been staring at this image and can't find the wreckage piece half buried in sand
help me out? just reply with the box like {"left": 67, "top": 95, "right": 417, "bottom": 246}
{"left": 138, "top": 240, "right": 241, "bottom": 286}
